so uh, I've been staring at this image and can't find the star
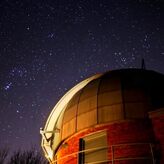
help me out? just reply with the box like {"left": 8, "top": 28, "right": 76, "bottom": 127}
{"left": 4, "top": 82, "right": 13, "bottom": 91}
{"left": 26, "top": 27, "right": 30, "bottom": 30}
{"left": 48, "top": 33, "right": 55, "bottom": 38}
{"left": 16, "top": 110, "right": 20, "bottom": 113}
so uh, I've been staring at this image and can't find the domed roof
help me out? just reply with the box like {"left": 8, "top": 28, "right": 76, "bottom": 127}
{"left": 41, "top": 69, "right": 164, "bottom": 160}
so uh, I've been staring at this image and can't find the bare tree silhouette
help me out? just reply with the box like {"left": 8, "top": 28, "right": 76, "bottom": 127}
{"left": 0, "top": 147, "right": 9, "bottom": 164}
{"left": 8, "top": 148, "right": 48, "bottom": 164}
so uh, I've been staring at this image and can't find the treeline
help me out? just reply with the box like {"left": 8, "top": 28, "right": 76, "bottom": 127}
{"left": 0, "top": 147, "right": 48, "bottom": 164}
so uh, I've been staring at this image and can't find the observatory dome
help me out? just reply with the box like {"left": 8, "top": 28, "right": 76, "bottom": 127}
{"left": 41, "top": 69, "right": 164, "bottom": 162}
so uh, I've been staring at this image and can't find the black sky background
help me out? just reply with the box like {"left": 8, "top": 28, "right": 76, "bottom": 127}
{"left": 0, "top": 0, "right": 164, "bottom": 152}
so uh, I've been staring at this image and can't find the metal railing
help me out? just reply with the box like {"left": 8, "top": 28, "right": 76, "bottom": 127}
{"left": 111, "top": 142, "right": 155, "bottom": 164}
{"left": 51, "top": 142, "right": 155, "bottom": 164}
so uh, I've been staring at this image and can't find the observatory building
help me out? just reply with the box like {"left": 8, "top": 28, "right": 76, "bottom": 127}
{"left": 40, "top": 69, "right": 164, "bottom": 164}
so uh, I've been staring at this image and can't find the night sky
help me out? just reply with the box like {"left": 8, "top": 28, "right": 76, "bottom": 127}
{"left": 0, "top": 0, "right": 164, "bottom": 152}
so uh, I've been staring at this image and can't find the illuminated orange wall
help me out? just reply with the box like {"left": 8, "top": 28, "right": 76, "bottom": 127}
{"left": 150, "top": 109, "right": 164, "bottom": 164}
{"left": 55, "top": 119, "right": 155, "bottom": 164}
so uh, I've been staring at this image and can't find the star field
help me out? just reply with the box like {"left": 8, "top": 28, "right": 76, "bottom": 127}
{"left": 0, "top": 0, "right": 164, "bottom": 152}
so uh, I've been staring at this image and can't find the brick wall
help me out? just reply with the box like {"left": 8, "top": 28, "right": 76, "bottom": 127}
{"left": 55, "top": 119, "right": 155, "bottom": 164}
{"left": 150, "top": 110, "right": 164, "bottom": 164}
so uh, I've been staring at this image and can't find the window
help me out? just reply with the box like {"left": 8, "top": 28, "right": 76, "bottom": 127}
{"left": 78, "top": 131, "right": 108, "bottom": 164}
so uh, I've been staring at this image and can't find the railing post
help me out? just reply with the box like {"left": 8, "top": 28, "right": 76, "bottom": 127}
{"left": 149, "top": 143, "right": 155, "bottom": 164}
{"left": 111, "top": 146, "right": 114, "bottom": 164}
